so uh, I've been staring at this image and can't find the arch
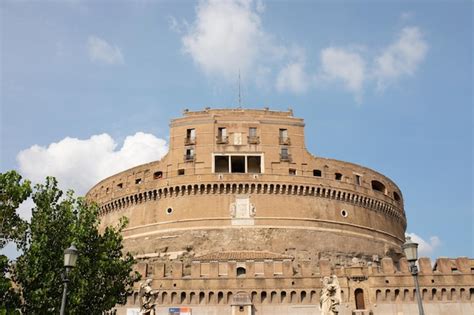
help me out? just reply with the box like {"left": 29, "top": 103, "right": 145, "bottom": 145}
{"left": 300, "top": 291, "right": 307, "bottom": 303}
{"left": 162, "top": 291, "right": 168, "bottom": 304}
{"left": 217, "top": 291, "right": 224, "bottom": 304}
{"left": 199, "top": 292, "right": 205, "bottom": 304}
{"left": 371, "top": 180, "right": 386, "bottom": 194}
{"left": 180, "top": 292, "right": 186, "bottom": 304}
{"left": 281, "top": 291, "right": 287, "bottom": 303}
{"left": 227, "top": 291, "right": 233, "bottom": 304}
{"left": 376, "top": 289, "right": 382, "bottom": 302}
{"left": 441, "top": 288, "right": 447, "bottom": 301}
{"left": 355, "top": 288, "right": 365, "bottom": 310}
{"left": 270, "top": 291, "right": 278, "bottom": 303}
{"left": 251, "top": 291, "right": 258, "bottom": 303}
{"left": 237, "top": 267, "right": 246, "bottom": 277}
{"left": 310, "top": 290, "right": 317, "bottom": 303}
{"left": 190, "top": 292, "right": 197, "bottom": 304}
{"left": 208, "top": 291, "right": 215, "bottom": 304}
{"left": 290, "top": 291, "right": 297, "bottom": 303}
{"left": 261, "top": 291, "right": 267, "bottom": 303}
{"left": 431, "top": 288, "right": 437, "bottom": 301}
{"left": 171, "top": 292, "right": 177, "bottom": 304}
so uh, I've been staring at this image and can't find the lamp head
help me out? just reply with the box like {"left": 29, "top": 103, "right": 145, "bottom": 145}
{"left": 64, "top": 244, "right": 78, "bottom": 268}
{"left": 402, "top": 236, "right": 418, "bottom": 262}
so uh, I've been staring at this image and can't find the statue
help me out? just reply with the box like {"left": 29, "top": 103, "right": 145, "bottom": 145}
{"left": 249, "top": 203, "right": 256, "bottom": 217}
{"left": 139, "top": 279, "right": 158, "bottom": 315}
{"left": 229, "top": 203, "right": 236, "bottom": 218}
{"left": 320, "top": 275, "right": 341, "bottom": 315}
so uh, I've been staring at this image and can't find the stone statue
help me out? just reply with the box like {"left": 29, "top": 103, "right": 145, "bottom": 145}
{"left": 320, "top": 275, "right": 341, "bottom": 315}
{"left": 249, "top": 203, "right": 256, "bottom": 217}
{"left": 139, "top": 279, "right": 158, "bottom": 315}
{"left": 229, "top": 203, "right": 236, "bottom": 218}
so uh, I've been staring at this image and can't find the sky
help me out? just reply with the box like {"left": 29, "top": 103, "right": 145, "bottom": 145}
{"left": 1, "top": 0, "right": 472, "bottom": 261}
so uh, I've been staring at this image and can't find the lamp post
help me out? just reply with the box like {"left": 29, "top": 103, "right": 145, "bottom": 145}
{"left": 60, "top": 244, "right": 78, "bottom": 315}
{"left": 402, "top": 236, "right": 425, "bottom": 315}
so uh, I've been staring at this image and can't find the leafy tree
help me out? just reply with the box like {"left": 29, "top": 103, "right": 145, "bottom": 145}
{"left": 0, "top": 171, "right": 31, "bottom": 314}
{"left": 14, "top": 176, "right": 139, "bottom": 314}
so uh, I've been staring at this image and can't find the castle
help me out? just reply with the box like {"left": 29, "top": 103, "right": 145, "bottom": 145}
{"left": 87, "top": 108, "right": 473, "bottom": 315}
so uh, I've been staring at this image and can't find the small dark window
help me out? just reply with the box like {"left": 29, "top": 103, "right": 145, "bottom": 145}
{"left": 231, "top": 156, "right": 245, "bottom": 173}
{"left": 279, "top": 129, "right": 290, "bottom": 144}
{"left": 393, "top": 191, "right": 401, "bottom": 201}
{"left": 247, "top": 156, "right": 261, "bottom": 173}
{"left": 178, "top": 169, "right": 185, "bottom": 176}
{"left": 355, "top": 174, "right": 361, "bottom": 185}
{"left": 237, "top": 267, "right": 246, "bottom": 277}
{"left": 135, "top": 178, "right": 142, "bottom": 184}
{"left": 215, "top": 155, "right": 230, "bottom": 173}
{"left": 217, "top": 127, "right": 228, "bottom": 143}
{"left": 166, "top": 207, "right": 173, "bottom": 214}
{"left": 313, "top": 169, "right": 322, "bottom": 177}
{"left": 185, "top": 148, "right": 195, "bottom": 161}
{"left": 106, "top": 187, "right": 110, "bottom": 193}
{"left": 280, "top": 148, "right": 290, "bottom": 161}
{"left": 153, "top": 171, "right": 163, "bottom": 179}
{"left": 371, "top": 180, "right": 386, "bottom": 193}
{"left": 117, "top": 183, "right": 123, "bottom": 189}
{"left": 289, "top": 168, "right": 296, "bottom": 175}
{"left": 335, "top": 173, "right": 343, "bottom": 181}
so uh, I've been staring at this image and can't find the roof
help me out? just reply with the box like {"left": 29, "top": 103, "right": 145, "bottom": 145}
{"left": 194, "top": 251, "right": 293, "bottom": 261}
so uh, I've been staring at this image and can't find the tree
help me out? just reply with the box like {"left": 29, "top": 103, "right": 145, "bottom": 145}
{"left": 0, "top": 171, "right": 31, "bottom": 314}
{"left": 14, "top": 176, "right": 139, "bottom": 314}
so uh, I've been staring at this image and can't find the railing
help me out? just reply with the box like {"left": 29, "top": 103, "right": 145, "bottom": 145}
{"left": 184, "top": 137, "right": 196, "bottom": 145}
{"left": 280, "top": 153, "right": 292, "bottom": 162}
{"left": 216, "top": 136, "right": 229, "bottom": 144}
{"left": 184, "top": 154, "right": 195, "bottom": 162}
{"left": 279, "top": 137, "right": 291, "bottom": 145}
{"left": 247, "top": 136, "right": 260, "bottom": 144}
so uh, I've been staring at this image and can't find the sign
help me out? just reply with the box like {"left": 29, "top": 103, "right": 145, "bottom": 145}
{"left": 169, "top": 307, "right": 192, "bottom": 315}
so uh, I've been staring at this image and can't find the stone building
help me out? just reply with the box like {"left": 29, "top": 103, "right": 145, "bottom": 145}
{"left": 87, "top": 108, "right": 473, "bottom": 315}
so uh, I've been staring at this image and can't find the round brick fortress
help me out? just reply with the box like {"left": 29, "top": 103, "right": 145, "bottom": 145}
{"left": 86, "top": 108, "right": 406, "bottom": 267}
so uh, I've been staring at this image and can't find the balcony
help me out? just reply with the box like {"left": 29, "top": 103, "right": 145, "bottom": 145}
{"left": 280, "top": 153, "right": 292, "bottom": 162}
{"left": 184, "top": 154, "right": 195, "bottom": 162}
{"left": 216, "top": 136, "right": 229, "bottom": 144}
{"left": 184, "top": 137, "right": 196, "bottom": 145}
{"left": 279, "top": 137, "right": 291, "bottom": 145}
{"left": 247, "top": 136, "right": 260, "bottom": 144}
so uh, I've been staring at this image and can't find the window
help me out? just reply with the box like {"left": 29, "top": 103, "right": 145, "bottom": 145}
{"left": 371, "top": 180, "right": 386, "bottom": 194}
{"left": 184, "top": 148, "right": 195, "bottom": 161}
{"left": 236, "top": 267, "right": 246, "bottom": 277}
{"left": 248, "top": 127, "right": 259, "bottom": 144}
{"left": 289, "top": 168, "right": 296, "bottom": 175}
{"left": 153, "top": 171, "right": 163, "bottom": 179}
{"left": 135, "top": 178, "right": 142, "bottom": 184}
{"left": 279, "top": 128, "right": 290, "bottom": 144}
{"left": 217, "top": 127, "right": 228, "bottom": 144}
{"left": 335, "top": 173, "right": 343, "bottom": 181}
{"left": 185, "top": 128, "right": 196, "bottom": 145}
{"left": 313, "top": 169, "right": 322, "bottom": 177}
{"left": 215, "top": 155, "right": 229, "bottom": 173}
{"left": 231, "top": 156, "right": 245, "bottom": 173}
{"left": 280, "top": 148, "right": 291, "bottom": 161}
{"left": 247, "top": 156, "right": 261, "bottom": 173}
{"left": 214, "top": 155, "right": 262, "bottom": 173}
{"left": 393, "top": 191, "right": 401, "bottom": 202}
{"left": 117, "top": 183, "right": 123, "bottom": 189}
{"left": 355, "top": 174, "right": 361, "bottom": 185}
{"left": 178, "top": 169, "right": 185, "bottom": 176}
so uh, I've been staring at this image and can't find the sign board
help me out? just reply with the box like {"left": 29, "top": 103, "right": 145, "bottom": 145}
{"left": 169, "top": 307, "right": 192, "bottom": 315}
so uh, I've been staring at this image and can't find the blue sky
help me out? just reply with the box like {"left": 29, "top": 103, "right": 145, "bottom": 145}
{"left": 1, "top": 0, "right": 472, "bottom": 260}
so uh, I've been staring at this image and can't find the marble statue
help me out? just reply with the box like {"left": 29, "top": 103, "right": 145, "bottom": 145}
{"left": 139, "top": 279, "right": 158, "bottom": 315}
{"left": 320, "top": 275, "right": 341, "bottom": 315}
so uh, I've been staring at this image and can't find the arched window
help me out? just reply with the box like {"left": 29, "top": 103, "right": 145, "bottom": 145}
{"left": 371, "top": 180, "right": 386, "bottom": 194}
{"left": 355, "top": 288, "right": 365, "bottom": 310}
{"left": 237, "top": 267, "right": 246, "bottom": 277}
{"left": 393, "top": 191, "right": 401, "bottom": 201}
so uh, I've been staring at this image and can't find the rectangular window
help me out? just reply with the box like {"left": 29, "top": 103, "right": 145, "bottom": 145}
{"left": 178, "top": 169, "right": 185, "bottom": 176}
{"left": 289, "top": 168, "right": 296, "bottom": 175}
{"left": 117, "top": 183, "right": 123, "bottom": 189}
{"left": 135, "top": 178, "right": 142, "bottom": 184}
{"left": 248, "top": 127, "right": 259, "bottom": 144}
{"left": 280, "top": 148, "right": 290, "bottom": 161}
{"left": 215, "top": 155, "right": 230, "bottom": 173}
{"left": 249, "top": 127, "right": 257, "bottom": 137}
{"left": 153, "top": 171, "right": 163, "bottom": 179}
{"left": 217, "top": 127, "right": 228, "bottom": 144}
{"left": 231, "top": 156, "right": 245, "bottom": 173}
{"left": 355, "top": 174, "right": 361, "bottom": 185}
{"left": 185, "top": 128, "right": 196, "bottom": 145}
{"left": 313, "top": 169, "right": 322, "bottom": 177}
{"left": 279, "top": 128, "right": 290, "bottom": 144}
{"left": 335, "top": 173, "right": 343, "bottom": 181}
{"left": 247, "top": 156, "right": 261, "bottom": 173}
{"left": 185, "top": 148, "right": 194, "bottom": 161}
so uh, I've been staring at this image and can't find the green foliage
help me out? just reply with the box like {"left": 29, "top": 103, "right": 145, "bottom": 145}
{"left": 0, "top": 171, "right": 31, "bottom": 313}
{"left": 13, "top": 176, "right": 139, "bottom": 314}
{"left": 0, "top": 170, "right": 31, "bottom": 249}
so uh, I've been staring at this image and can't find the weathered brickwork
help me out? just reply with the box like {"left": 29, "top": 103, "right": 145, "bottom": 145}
{"left": 86, "top": 108, "right": 473, "bottom": 314}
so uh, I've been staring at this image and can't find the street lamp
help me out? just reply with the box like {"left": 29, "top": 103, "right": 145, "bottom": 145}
{"left": 402, "top": 236, "right": 425, "bottom": 315}
{"left": 60, "top": 244, "right": 78, "bottom": 315}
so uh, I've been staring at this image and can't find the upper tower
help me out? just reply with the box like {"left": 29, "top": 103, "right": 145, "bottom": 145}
{"left": 87, "top": 108, "right": 406, "bottom": 268}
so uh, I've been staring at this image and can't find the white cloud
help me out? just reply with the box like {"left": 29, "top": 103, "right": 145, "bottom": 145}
{"left": 318, "top": 47, "right": 366, "bottom": 102}
{"left": 17, "top": 133, "right": 168, "bottom": 196}
{"left": 276, "top": 61, "right": 309, "bottom": 94}
{"left": 182, "top": 0, "right": 283, "bottom": 82}
{"left": 374, "top": 26, "right": 428, "bottom": 89}
{"left": 87, "top": 35, "right": 124, "bottom": 65}
{"left": 406, "top": 232, "right": 441, "bottom": 258}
